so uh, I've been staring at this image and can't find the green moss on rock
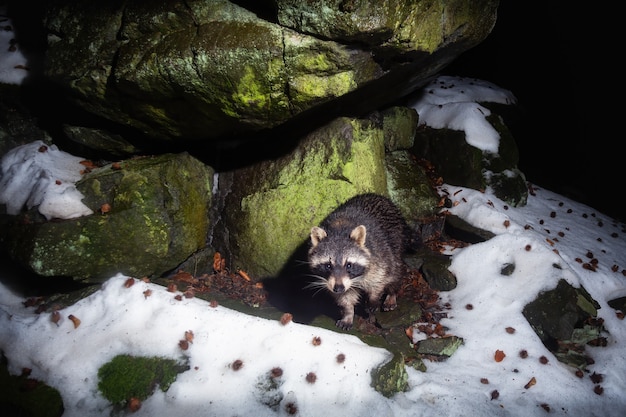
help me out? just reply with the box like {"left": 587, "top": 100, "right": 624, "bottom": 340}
{"left": 371, "top": 353, "right": 409, "bottom": 398}
{"left": 289, "top": 72, "right": 357, "bottom": 102}
{"left": 382, "top": 106, "right": 418, "bottom": 151}
{"left": 411, "top": 109, "right": 528, "bottom": 208}
{"left": 0, "top": 354, "right": 64, "bottom": 417}
{"left": 98, "top": 355, "right": 188, "bottom": 406}
{"left": 522, "top": 279, "right": 603, "bottom": 370}
{"left": 224, "top": 117, "right": 388, "bottom": 277}
{"left": 415, "top": 336, "right": 464, "bottom": 357}
{"left": 3, "top": 153, "right": 213, "bottom": 282}
{"left": 385, "top": 150, "right": 439, "bottom": 225}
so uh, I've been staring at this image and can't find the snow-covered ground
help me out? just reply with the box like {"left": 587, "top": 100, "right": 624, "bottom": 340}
{"left": 1, "top": 10, "right": 625, "bottom": 416}
{"left": 1, "top": 183, "right": 624, "bottom": 417}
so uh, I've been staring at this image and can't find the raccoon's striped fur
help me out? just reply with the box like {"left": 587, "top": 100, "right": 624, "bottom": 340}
{"left": 308, "top": 193, "right": 408, "bottom": 330}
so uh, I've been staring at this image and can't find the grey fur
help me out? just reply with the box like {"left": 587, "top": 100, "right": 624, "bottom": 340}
{"left": 308, "top": 193, "right": 408, "bottom": 330}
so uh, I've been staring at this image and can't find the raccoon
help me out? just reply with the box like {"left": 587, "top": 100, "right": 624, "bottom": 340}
{"left": 307, "top": 193, "right": 409, "bottom": 330}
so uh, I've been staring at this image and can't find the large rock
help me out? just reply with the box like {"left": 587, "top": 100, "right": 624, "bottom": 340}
{"left": 214, "top": 109, "right": 438, "bottom": 278}
{"left": 37, "top": 0, "right": 498, "bottom": 148}
{"left": 411, "top": 117, "right": 528, "bottom": 207}
{"left": 276, "top": 0, "right": 498, "bottom": 56}
{"left": 0, "top": 153, "right": 213, "bottom": 282}
{"left": 0, "top": 85, "right": 51, "bottom": 156}
{"left": 523, "top": 279, "right": 604, "bottom": 370}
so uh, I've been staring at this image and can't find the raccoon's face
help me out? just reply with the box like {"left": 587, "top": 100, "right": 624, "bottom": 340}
{"left": 308, "top": 226, "right": 370, "bottom": 294}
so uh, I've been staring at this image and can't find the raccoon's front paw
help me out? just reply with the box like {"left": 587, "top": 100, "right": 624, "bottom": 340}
{"left": 382, "top": 294, "right": 397, "bottom": 311}
{"left": 336, "top": 319, "right": 353, "bottom": 330}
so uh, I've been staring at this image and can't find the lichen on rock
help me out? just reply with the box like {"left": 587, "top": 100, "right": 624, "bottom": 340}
{"left": 1, "top": 153, "right": 213, "bottom": 282}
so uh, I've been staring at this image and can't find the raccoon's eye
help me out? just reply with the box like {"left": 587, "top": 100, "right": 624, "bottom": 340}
{"left": 325, "top": 262, "right": 332, "bottom": 270}
{"left": 347, "top": 263, "right": 364, "bottom": 278}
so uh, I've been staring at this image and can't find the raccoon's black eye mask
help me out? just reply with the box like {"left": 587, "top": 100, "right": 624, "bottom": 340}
{"left": 311, "top": 262, "right": 332, "bottom": 277}
{"left": 346, "top": 262, "right": 365, "bottom": 278}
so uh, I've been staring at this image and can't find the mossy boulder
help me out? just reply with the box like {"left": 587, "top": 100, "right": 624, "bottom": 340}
{"left": 385, "top": 150, "right": 440, "bottom": 226}
{"left": 371, "top": 353, "right": 409, "bottom": 398}
{"left": 411, "top": 108, "right": 528, "bottom": 208}
{"left": 522, "top": 279, "right": 604, "bottom": 370}
{"left": 40, "top": 0, "right": 381, "bottom": 142}
{"left": 276, "top": 0, "right": 499, "bottom": 55}
{"left": 39, "top": 0, "right": 498, "bottom": 147}
{"left": 1, "top": 153, "right": 213, "bottom": 282}
{"left": 217, "top": 116, "right": 389, "bottom": 278}
{"left": 0, "top": 354, "right": 64, "bottom": 417}
{"left": 215, "top": 109, "right": 438, "bottom": 279}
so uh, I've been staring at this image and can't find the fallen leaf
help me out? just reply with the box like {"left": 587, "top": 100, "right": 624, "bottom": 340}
{"left": 237, "top": 269, "right": 251, "bottom": 281}
{"left": 50, "top": 311, "right": 60, "bottom": 324}
{"left": 128, "top": 397, "right": 141, "bottom": 412}
{"left": 68, "top": 314, "right": 81, "bottom": 329}
{"left": 524, "top": 377, "right": 536, "bottom": 389}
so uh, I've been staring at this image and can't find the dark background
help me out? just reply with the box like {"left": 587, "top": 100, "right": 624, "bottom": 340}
{"left": 444, "top": 2, "right": 622, "bottom": 222}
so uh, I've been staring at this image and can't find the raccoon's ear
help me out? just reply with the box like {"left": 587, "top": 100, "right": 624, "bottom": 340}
{"left": 310, "top": 226, "right": 327, "bottom": 247}
{"left": 350, "top": 225, "right": 367, "bottom": 247}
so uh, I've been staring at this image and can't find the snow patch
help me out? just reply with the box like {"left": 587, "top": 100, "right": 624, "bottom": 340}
{"left": 0, "top": 140, "right": 93, "bottom": 220}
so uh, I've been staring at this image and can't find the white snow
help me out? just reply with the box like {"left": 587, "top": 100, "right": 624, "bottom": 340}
{"left": 0, "top": 140, "right": 93, "bottom": 220}
{"left": 410, "top": 75, "right": 517, "bottom": 153}
{"left": 0, "top": 8, "right": 29, "bottom": 85}
{"left": 1, "top": 183, "right": 624, "bottom": 417}
{"left": 1, "top": 17, "right": 625, "bottom": 417}
{"left": 0, "top": 274, "right": 392, "bottom": 417}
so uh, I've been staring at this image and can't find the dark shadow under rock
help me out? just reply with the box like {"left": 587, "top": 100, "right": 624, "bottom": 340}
{"left": 261, "top": 241, "right": 341, "bottom": 327}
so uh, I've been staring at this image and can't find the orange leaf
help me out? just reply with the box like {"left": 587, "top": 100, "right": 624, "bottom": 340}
{"left": 405, "top": 326, "right": 414, "bottom": 340}
{"left": 68, "top": 314, "right": 81, "bottom": 329}
{"left": 524, "top": 376, "right": 537, "bottom": 389}
{"left": 237, "top": 269, "right": 251, "bottom": 281}
{"left": 213, "top": 252, "right": 225, "bottom": 273}
{"left": 50, "top": 311, "right": 60, "bottom": 324}
{"left": 128, "top": 397, "right": 141, "bottom": 412}
{"left": 494, "top": 349, "right": 506, "bottom": 362}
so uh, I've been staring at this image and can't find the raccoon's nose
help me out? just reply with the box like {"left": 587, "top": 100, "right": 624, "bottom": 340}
{"left": 333, "top": 284, "right": 345, "bottom": 293}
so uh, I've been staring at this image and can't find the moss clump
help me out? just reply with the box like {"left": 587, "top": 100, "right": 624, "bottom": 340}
{"left": 97, "top": 355, "right": 188, "bottom": 406}
{"left": 371, "top": 352, "right": 409, "bottom": 397}
{"left": 233, "top": 65, "right": 270, "bottom": 111}
{"left": 0, "top": 354, "right": 64, "bottom": 417}
{"left": 290, "top": 71, "right": 356, "bottom": 102}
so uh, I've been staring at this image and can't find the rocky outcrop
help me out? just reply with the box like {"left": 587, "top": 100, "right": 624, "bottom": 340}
{"left": 523, "top": 279, "right": 605, "bottom": 370}
{"left": 0, "top": 91, "right": 526, "bottom": 285}
{"left": 0, "top": 0, "right": 511, "bottom": 283}
{"left": 1, "top": 153, "right": 213, "bottom": 282}
{"left": 214, "top": 108, "right": 440, "bottom": 278}
{"left": 35, "top": 0, "right": 498, "bottom": 149}
{"left": 3, "top": 1, "right": 596, "bottom": 401}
